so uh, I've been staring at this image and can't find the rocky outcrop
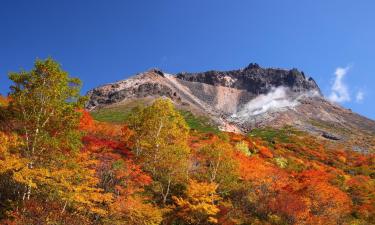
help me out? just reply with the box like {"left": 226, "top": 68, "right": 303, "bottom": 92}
{"left": 176, "top": 63, "right": 321, "bottom": 95}
{"left": 322, "top": 132, "right": 341, "bottom": 140}
{"left": 86, "top": 69, "right": 175, "bottom": 110}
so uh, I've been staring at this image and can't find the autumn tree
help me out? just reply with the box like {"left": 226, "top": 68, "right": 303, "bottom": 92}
{"left": 0, "top": 95, "right": 13, "bottom": 131}
{"left": 235, "top": 140, "right": 251, "bottom": 156}
{"left": 296, "top": 170, "right": 351, "bottom": 224}
{"left": 346, "top": 175, "right": 374, "bottom": 221}
{"left": 101, "top": 157, "right": 162, "bottom": 225}
{"left": 1, "top": 58, "right": 112, "bottom": 221}
{"left": 80, "top": 110, "right": 163, "bottom": 224}
{"left": 195, "top": 137, "right": 239, "bottom": 193}
{"left": 128, "top": 98, "right": 190, "bottom": 204}
{"left": 8, "top": 58, "right": 85, "bottom": 162}
{"left": 0, "top": 132, "right": 22, "bottom": 217}
{"left": 172, "top": 179, "right": 221, "bottom": 224}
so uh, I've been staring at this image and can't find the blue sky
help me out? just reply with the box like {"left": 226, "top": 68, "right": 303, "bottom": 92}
{"left": 1, "top": 0, "right": 374, "bottom": 119}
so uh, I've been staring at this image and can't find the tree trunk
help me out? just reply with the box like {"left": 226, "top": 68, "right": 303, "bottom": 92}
{"left": 162, "top": 175, "right": 172, "bottom": 205}
{"left": 61, "top": 201, "right": 68, "bottom": 214}
{"left": 26, "top": 162, "right": 33, "bottom": 200}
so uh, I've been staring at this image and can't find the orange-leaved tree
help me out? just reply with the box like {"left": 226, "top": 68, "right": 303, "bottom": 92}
{"left": 80, "top": 109, "right": 162, "bottom": 224}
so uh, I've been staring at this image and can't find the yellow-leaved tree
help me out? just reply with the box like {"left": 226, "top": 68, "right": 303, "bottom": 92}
{"left": 128, "top": 98, "right": 190, "bottom": 205}
{"left": 172, "top": 179, "right": 221, "bottom": 224}
{"left": 196, "top": 137, "right": 240, "bottom": 194}
{"left": 0, "top": 58, "right": 112, "bottom": 223}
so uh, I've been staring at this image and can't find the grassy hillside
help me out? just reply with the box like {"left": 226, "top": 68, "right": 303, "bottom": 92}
{"left": 91, "top": 105, "right": 220, "bottom": 134}
{"left": 91, "top": 107, "right": 131, "bottom": 123}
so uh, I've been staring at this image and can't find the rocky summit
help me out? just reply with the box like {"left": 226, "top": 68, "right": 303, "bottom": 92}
{"left": 176, "top": 63, "right": 321, "bottom": 95}
{"left": 86, "top": 63, "right": 375, "bottom": 152}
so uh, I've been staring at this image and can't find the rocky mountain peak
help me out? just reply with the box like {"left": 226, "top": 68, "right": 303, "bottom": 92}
{"left": 176, "top": 63, "right": 321, "bottom": 96}
{"left": 244, "top": 62, "right": 261, "bottom": 70}
{"left": 86, "top": 63, "right": 375, "bottom": 153}
{"left": 86, "top": 63, "right": 323, "bottom": 113}
{"left": 147, "top": 68, "right": 165, "bottom": 77}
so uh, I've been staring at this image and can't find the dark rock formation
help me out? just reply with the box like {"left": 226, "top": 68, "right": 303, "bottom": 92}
{"left": 322, "top": 132, "right": 341, "bottom": 141}
{"left": 176, "top": 63, "right": 321, "bottom": 95}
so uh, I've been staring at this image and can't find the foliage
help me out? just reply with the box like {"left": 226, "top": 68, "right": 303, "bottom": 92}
{"left": 91, "top": 107, "right": 131, "bottom": 123}
{"left": 172, "top": 180, "right": 221, "bottom": 224}
{"left": 0, "top": 95, "right": 8, "bottom": 107}
{"left": 80, "top": 109, "right": 163, "bottom": 224}
{"left": 0, "top": 58, "right": 111, "bottom": 223}
{"left": 8, "top": 58, "right": 86, "bottom": 158}
{"left": 195, "top": 137, "right": 240, "bottom": 194}
{"left": 274, "top": 157, "right": 288, "bottom": 168}
{"left": 235, "top": 141, "right": 251, "bottom": 156}
{"left": 1, "top": 59, "right": 374, "bottom": 225}
{"left": 127, "top": 98, "right": 190, "bottom": 204}
{"left": 249, "top": 126, "right": 301, "bottom": 147}
{"left": 91, "top": 106, "right": 220, "bottom": 134}
{"left": 179, "top": 110, "right": 220, "bottom": 134}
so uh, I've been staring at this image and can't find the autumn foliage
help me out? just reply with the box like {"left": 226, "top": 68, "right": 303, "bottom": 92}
{"left": 0, "top": 59, "right": 374, "bottom": 225}
{"left": 172, "top": 180, "right": 221, "bottom": 224}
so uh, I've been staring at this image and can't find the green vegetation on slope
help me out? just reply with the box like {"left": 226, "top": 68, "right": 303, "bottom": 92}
{"left": 178, "top": 110, "right": 220, "bottom": 134}
{"left": 91, "top": 99, "right": 151, "bottom": 123}
{"left": 248, "top": 126, "right": 303, "bottom": 147}
{"left": 91, "top": 105, "right": 220, "bottom": 134}
{"left": 91, "top": 107, "right": 131, "bottom": 123}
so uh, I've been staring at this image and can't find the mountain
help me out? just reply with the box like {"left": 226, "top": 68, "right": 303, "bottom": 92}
{"left": 86, "top": 63, "right": 375, "bottom": 153}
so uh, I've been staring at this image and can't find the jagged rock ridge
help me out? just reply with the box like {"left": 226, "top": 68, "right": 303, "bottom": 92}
{"left": 176, "top": 63, "right": 321, "bottom": 95}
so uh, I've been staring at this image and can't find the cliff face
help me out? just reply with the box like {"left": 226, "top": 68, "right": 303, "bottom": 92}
{"left": 86, "top": 63, "right": 375, "bottom": 152}
{"left": 176, "top": 63, "right": 321, "bottom": 95}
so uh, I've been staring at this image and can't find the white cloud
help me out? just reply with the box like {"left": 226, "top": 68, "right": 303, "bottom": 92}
{"left": 356, "top": 90, "right": 364, "bottom": 103}
{"left": 328, "top": 66, "right": 351, "bottom": 103}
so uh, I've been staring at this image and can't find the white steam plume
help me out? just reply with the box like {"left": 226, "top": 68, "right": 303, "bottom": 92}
{"left": 232, "top": 86, "right": 319, "bottom": 119}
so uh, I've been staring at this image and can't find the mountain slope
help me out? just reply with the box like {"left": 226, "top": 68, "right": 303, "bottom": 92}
{"left": 86, "top": 64, "right": 375, "bottom": 152}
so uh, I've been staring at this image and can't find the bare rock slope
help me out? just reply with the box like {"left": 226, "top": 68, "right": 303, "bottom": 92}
{"left": 86, "top": 64, "right": 375, "bottom": 151}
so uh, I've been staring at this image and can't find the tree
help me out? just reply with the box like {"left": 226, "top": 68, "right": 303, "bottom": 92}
{"left": 274, "top": 157, "right": 288, "bottom": 168}
{"left": 128, "top": 98, "right": 190, "bottom": 204}
{"left": 346, "top": 175, "right": 374, "bottom": 221}
{"left": 0, "top": 131, "right": 24, "bottom": 218}
{"left": 103, "top": 158, "right": 162, "bottom": 225}
{"left": 80, "top": 111, "right": 163, "bottom": 224}
{"left": 235, "top": 141, "right": 251, "bottom": 156}
{"left": 1, "top": 58, "right": 112, "bottom": 220}
{"left": 195, "top": 137, "right": 239, "bottom": 193}
{"left": 0, "top": 96, "right": 13, "bottom": 131}
{"left": 8, "top": 58, "right": 85, "bottom": 162}
{"left": 172, "top": 179, "right": 221, "bottom": 224}
{"left": 296, "top": 170, "right": 351, "bottom": 224}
